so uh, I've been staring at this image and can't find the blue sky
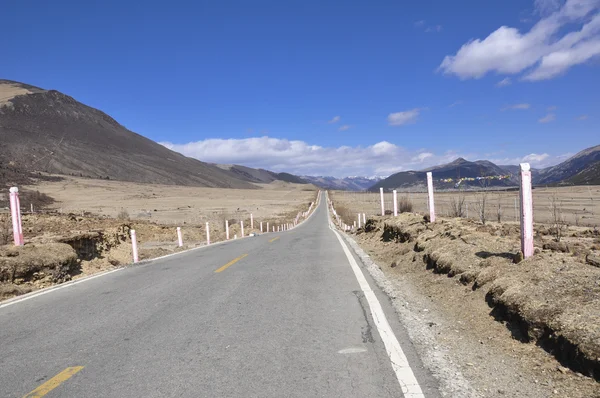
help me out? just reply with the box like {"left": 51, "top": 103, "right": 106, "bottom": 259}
{"left": 2, "top": 0, "right": 599, "bottom": 177}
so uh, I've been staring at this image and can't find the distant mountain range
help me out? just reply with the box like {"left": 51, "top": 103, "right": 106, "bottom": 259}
{"left": 300, "top": 176, "right": 385, "bottom": 191}
{"left": 369, "top": 144, "right": 600, "bottom": 191}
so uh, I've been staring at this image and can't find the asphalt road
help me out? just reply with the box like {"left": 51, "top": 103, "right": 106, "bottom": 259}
{"left": 0, "top": 196, "right": 440, "bottom": 397}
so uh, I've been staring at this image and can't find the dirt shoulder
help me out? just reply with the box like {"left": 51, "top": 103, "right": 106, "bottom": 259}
{"left": 341, "top": 213, "right": 599, "bottom": 398}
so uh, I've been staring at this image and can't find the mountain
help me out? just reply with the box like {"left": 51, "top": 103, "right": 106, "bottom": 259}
{"left": 0, "top": 80, "right": 259, "bottom": 188}
{"left": 562, "top": 160, "right": 600, "bottom": 185}
{"left": 301, "top": 176, "right": 384, "bottom": 191}
{"left": 535, "top": 144, "right": 600, "bottom": 185}
{"left": 369, "top": 158, "right": 516, "bottom": 191}
{"left": 215, "top": 164, "right": 308, "bottom": 185}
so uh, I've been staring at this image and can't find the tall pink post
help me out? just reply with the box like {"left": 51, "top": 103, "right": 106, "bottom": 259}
{"left": 519, "top": 163, "right": 534, "bottom": 258}
{"left": 130, "top": 229, "right": 139, "bottom": 263}
{"left": 206, "top": 222, "right": 210, "bottom": 245}
{"left": 426, "top": 172, "right": 436, "bottom": 223}
{"left": 241, "top": 220, "right": 245, "bottom": 237}
{"left": 393, "top": 190, "right": 398, "bottom": 217}
{"left": 267, "top": 222, "right": 269, "bottom": 233}
{"left": 226, "top": 220, "right": 230, "bottom": 240}
{"left": 177, "top": 227, "right": 183, "bottom": 247}
{"left": 380, "top": 187, "right": 385, "bottom": 216}
{"left": 250, "top": 214, "right": 254, "bottom": 229}
{"left": 9, "top": 187, "right": 24, "bottom": 246}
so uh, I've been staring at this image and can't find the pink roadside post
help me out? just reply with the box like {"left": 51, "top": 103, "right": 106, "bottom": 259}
{"left": 205, "top": 222, "right": 210, "bottom": 245}
{"left": 9, "top": 187, "right": 24, "bottom": 246}
{"left": 379, "top": 187, "right": 385, "bottom": 216}
{"left": 520, "top": 163, "right": 534, "bottom": 258}
{"left": 393, "top": 190, "right": 398, "bottom": 217}
{"left": 130, "top": 229, "right": 139, "bottom": 263}
{"left": 426, "top": 172, "right": 436, "bottom": 223}
{"left": 177, "top": 227, "right": 183, "bottom": 247}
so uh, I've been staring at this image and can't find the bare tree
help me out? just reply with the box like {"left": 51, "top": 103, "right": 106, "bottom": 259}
{"left": 496, "top": 194, "right": 503, "bottom": 223}
{"left": 549, "top": 193, "right": 568, "bottom": 242}
{"left": 449, "top": 190, "right": 466, "bottom": 218}
{"left": 474, "top": 178, "right": 489, "bottom": 224}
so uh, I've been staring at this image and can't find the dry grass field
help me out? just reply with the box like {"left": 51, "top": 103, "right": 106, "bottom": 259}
{"left": 331, "top": 185, "right": 600, "bottom": 227}
{"left": 30, "top": 176, "right": 317, "bottom": 226}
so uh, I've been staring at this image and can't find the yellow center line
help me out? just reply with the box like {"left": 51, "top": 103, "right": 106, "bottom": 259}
{"left": 269, "top": 237, "right": 280, "bottom": 243}
{"left": 214, "top": 254, "right": 248, "bottom": 273}
{"left": 23, "top": 366, "right": 84, "bottom": 398}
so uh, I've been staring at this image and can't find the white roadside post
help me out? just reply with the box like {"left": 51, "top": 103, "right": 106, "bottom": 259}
{"left": 226, "top": 220, "right": 230, "bottom": 240}
{"left": 177, "top": 227, "right": 183, "bottom": 247}
{"left": 130, "top": 229, "right": 139, "bottom": 263}
{"left": 393, "top": 190, "right": 398, "bottom": 217}
{"left": 260, "top": 221, "right": 263, "bottom": 233}
{"left": 519, "top": 163, "right": 534, "bottom": 258}
{"left": 241, "top": 220, "right": 245, "bottom": 237}
{"left": 250, "top": 214, "right": 254, "bottom": 229}
{"left": 363, "top": 213, "right": 366, "bottom": 225}
{"left": 380, "top": 187, "right": 385, "bottom": 216}
{"left": 357, "top": 214, "right": 361, "bottom": 229}
{"left": 267, "top": 222, "right": 269, "bottom": 233}
{"left": 426, "top": 172, "right": 436, "bottom": 222}
{"left": 9, "top": 187, "right": 24, "bottom": 246}
{"left": 206, "top": 222, "right": 210, "bottom": 245}
{"left": 272, "top": 226, "right": 275, "bottom": 232}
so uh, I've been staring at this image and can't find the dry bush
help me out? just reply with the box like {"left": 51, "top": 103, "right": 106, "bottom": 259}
{"left": 398, "top": 196, "right": 413, "bottom": 213}
{"left": 0, "top": 214, "right": 11, "bottom": 245}
{"left": 474, "top": 192, "right": 488, "bottom": 224}
{"left": 449, "top": 192, "right": 466, "bottom": 218}
{"left": 549, "top": 194, "right": 568, "bottom": 242}
{"left": 117, "top": 208, "right": 130, "bottom": 221}
{"left": 496, "top": 194, "right": 503, "bottom": 223}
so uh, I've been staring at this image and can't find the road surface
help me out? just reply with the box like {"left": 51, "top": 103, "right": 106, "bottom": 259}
{"left": 0, "top": 196, "right": 440, "bottom": 397}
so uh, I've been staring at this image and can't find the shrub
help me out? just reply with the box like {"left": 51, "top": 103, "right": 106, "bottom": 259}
{"left": 398, "top": 196, "right": 413, "bottom": 213}
{"left": 117, "top": 208, "right": 130, "bottom": 221}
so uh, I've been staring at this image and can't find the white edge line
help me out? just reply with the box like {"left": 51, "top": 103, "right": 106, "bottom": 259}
{"left": 326, "top": 193, "right": 425, "bottom": 398}
{"left": 0, "top": 191, "right": 323, "bottom": 309}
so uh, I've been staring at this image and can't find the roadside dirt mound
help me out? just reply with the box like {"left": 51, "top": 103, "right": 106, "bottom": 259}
{"left": 0, "top": 242, "right": 78, "bottom": 299}
{"left": 352, "top": 214, "right": 600, "bottom": 381}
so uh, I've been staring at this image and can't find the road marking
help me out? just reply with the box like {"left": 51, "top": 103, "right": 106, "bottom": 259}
{"left": 214, "top": 254, "right": 248, "bottom": 273}
{"left": 23, "top": 366, "right": 84, "bottom": 397}
{"left": 329, "top": 218, "right": 425, "bottom": 397}
{"left": 269, "top": 237, "right": 280, "bottom": 243}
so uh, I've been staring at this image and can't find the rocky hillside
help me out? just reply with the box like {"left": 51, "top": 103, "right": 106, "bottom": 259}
{"left": 0, "top": 80, "right": 258, "bottom": 188}
{"left": 215, "top": 164, "right": 307, "bottom": 185}
{"left": 535, "top": 144, "right": 600, "bottom": 185}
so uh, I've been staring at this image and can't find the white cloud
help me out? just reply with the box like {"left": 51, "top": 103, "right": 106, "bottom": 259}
{"left": 160, "top": 137, "right": 474, "bottom": 177}
{"left": 496, "top": 77, "right": 512, "bottom": 87}
{"left": 388, "top": 108, "right": 421, "bottom": 126}
{"left": 439, "top": 0, "right": 600, "bottom": 81}
{"left": 449, "top": 100, "right": 463, "bottom": 107}
{"left": 576, "top": 114, "right": 589, "bottom": 120}
{"left": 338, "top": 125, "right": 351, "bottom": 131}
{"left": 328, "top": 116, "right": 341, "bottom": 124}
{"left": 502, "top": 103, "right": 531, "bottom": 110}
{"left": 538, "top": 113, "right": 556, "bottom": 123}
{"left": 522, "top": 153, "right": 550, "bottom": 163}
{"left": 161, "top": 136, "right": 571, "bottom": 177}
{"left": 547, "top": 105, "right": 558, "bottom": 111}
{"left": 490, "top": 152, "right": 564, "bottom": 168}
{"left": 414, "top": 20, "right": 426, "bottom": 27}
{"left": 425, "top": 25, "right": 443, "bottom": 33}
